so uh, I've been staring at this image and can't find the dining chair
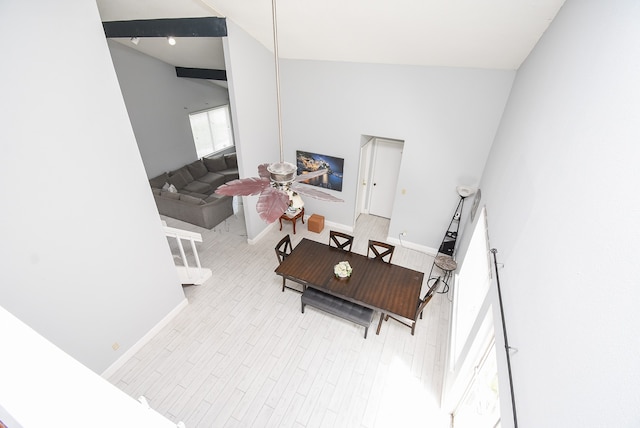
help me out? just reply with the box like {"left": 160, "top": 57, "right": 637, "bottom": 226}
{"left": 329, "top": 231, "right": 354, "bottom": 252}
{"left": 377, "top": 277, "right": 440, "bottom": 335}
{"left": 274, "top": 234, "right": 301, "bottom": 293}
{"left": 367, "top": 240, "right": 395, "bottom": 263}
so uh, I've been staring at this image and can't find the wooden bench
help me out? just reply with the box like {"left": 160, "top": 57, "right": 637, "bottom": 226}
{"left": 301, "top": 287, "right": 374, "bottom": 338}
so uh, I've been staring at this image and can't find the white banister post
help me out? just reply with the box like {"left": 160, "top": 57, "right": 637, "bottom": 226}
{"left": 189, "top": 238, "right": 203, "bottom": 270}
{"left": 175, "top": 237, "right": 191, "bottom": 280}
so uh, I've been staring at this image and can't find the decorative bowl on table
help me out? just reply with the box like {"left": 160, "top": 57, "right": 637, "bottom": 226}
{"left": 334, "top": 261, "right": 352, "bottom": 279}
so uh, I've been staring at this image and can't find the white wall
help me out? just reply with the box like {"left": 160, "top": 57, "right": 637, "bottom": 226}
{"left": 223, "top": 20, "right": 281, "bottom": 239}
{"left": 108, "top": 40, "right": 230, "bottom": 178}
{"left": 0, "top": 307, "right": 179, "bottom": 427}
{"left": 224, "top": 22, "right": 514, "bottom": 245}
{"left": 463, "top": 0, "right": 640, "bottom": 426}
{"left": 280, "top": 60, "right": 515, "bottom": 248}
{"left": 0, "top": 0, "right": 186, "bottom": 373}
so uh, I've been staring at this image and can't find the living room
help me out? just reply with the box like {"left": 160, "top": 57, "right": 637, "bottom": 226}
{"left": 1, "top": 1, "right": 639, "bottom": 427}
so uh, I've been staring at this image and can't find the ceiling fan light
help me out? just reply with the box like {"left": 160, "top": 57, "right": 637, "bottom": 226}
{"left": 268, "top": 161, "right": 297, "bottom": 184}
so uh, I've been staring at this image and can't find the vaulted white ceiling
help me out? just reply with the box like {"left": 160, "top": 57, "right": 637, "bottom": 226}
{"left": 97, "top": 0, "right": 566, "bottom": 70}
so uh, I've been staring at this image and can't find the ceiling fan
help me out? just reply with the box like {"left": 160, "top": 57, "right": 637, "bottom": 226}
{"left": 215, "top": 0, "right": 343, "bottom": 223}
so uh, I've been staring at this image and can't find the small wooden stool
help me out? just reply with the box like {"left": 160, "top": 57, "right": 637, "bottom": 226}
{"left": 279, "top": 207, "right": 305, "bottom": 234}
{"left": 308, "top": 214, "right": 325, "bottom": 233}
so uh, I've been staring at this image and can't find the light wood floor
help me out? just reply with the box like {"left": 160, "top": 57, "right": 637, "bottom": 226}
{"left": 108, "top": 210, "right": 452, "bottom": 427}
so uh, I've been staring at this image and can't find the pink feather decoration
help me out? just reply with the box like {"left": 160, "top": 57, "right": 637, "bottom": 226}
{"left": 214, "top": 163, "right": 342, "bottom": 223}
{"left": 215, "top": 177, "right": 270, "bottom": 196}
{"left": 293, "top": 168, "right": 329, "bottom": 182}
{"left": 256, "top": 187, "right": 290, "bottom": 223}
{"left": 257, "top": 163, "right": 271, "bottom": 179}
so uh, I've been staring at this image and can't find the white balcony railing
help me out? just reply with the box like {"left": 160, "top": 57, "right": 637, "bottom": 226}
{"left": 163, "top": 224, "right": 211, "bottom": 285}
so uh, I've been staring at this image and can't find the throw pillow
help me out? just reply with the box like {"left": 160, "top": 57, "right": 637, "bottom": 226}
{"left": 168, "top": 184, "right": 177, "bottom": 193}
{"left": 170, "top": 166, "right": 194, "bottom": 183}
{"left": 203, "top": 155, "right": 227, "bottom": 172}
{"left": 224, "top": 153, "right": 238, "bottom": 168}
{"left": 168, "top": 173, "right": 189, "bottom": 190}
{"left": 162, "top": 182, "right": 170, "bottom": 191}
{"left": 149, "top": 172, "right": 169, "bottom": 189}
{"left": 186, "top": 160, "right": 208, "bottom": 179}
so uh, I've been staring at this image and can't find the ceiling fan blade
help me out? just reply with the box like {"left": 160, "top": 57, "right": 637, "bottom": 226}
{"left": 256, "top": 187, "right": 290, "bottom": 223}
{"left": 258, "top": 163, "right": 272, "bottom": 179}
{"left": 293, "top": 168, "right": 328, "bottom": 182}
{"left": 215, "top": 177, "right": 270, "bottom": 196}
{"left": 291, "top": 183, "right": 344, "bottom": 202}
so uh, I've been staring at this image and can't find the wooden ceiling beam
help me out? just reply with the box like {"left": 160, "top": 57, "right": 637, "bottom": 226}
{"left": 175, "top": 67, "right": 227, "bottom": 81}
{"left": 103, "top": 17, "right": 226, "bottom": 38}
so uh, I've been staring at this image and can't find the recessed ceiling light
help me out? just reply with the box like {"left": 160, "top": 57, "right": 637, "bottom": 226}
{"left": 167, "top": 36, "right": 176, "bottom": 46}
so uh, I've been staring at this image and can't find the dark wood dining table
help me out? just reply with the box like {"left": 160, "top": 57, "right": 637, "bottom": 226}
{"left": 274, "top": 238, "right": 424, "bottom": 334}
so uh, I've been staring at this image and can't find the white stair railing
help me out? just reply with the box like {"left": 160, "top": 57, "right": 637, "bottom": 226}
{"left": 162, "top": 223, "right": 212, "bottom": 285}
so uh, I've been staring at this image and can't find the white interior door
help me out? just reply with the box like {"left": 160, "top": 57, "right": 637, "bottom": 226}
{"left": 369, "top": 139, "right": 403, "bottom": 218}
{"left": 356, "top": 138, "right": 374, "bottom": 218}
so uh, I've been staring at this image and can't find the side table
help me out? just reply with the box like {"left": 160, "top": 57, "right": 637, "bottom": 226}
{"left": 279, "top": 207, "right": 305, "bottom": 234}
{"left": 429, "top": 254, "right": 457, "bottom": 294}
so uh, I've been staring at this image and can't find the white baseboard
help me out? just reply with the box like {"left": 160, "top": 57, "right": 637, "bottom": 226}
{"left": 387, "top": 236, "right": 438, "bottom": 256}
{"left": 246, "top": 217, "right": 350, "bottom": 244}
{"left": 101, "top": 297, "right": 189, "bottom": 379}
{"left": 247, "top": 222, "right": 275, "bottom": 245}
{"left": 324, "top": 219, "right": 354, "bottom": 234}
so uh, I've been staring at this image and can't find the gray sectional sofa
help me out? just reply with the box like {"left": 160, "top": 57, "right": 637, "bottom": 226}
{"left": 148, "top": 153, "right": 239, "bottom": 229}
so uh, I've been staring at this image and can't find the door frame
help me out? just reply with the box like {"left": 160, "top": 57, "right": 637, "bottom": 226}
{"left": 355, "top": 136, "right": 404, "bottom": 222}
{"left": 356, "top": 136, "right": 375, "bottom": 219}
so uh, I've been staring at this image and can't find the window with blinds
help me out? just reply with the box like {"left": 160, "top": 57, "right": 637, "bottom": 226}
{"left": 189, "top": 105, "right": 234, "bottom": 158}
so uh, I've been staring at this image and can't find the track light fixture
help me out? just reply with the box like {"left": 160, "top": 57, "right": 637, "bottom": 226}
{"left": 130, "top": 37, "right": 140, "bottom": 45}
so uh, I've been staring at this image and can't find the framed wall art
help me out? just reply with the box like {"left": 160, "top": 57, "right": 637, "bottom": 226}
{"left": 296, "top": 150, "right": 344, "bottom": 192}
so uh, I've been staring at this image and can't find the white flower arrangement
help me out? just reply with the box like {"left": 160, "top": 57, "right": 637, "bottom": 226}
{"left": 334, "top": 261, "right": 352, "bottom": 278}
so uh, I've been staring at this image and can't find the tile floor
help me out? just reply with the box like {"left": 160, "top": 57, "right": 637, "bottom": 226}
{"left": 107, "top": 210, "right": 452, "bottom": 427}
